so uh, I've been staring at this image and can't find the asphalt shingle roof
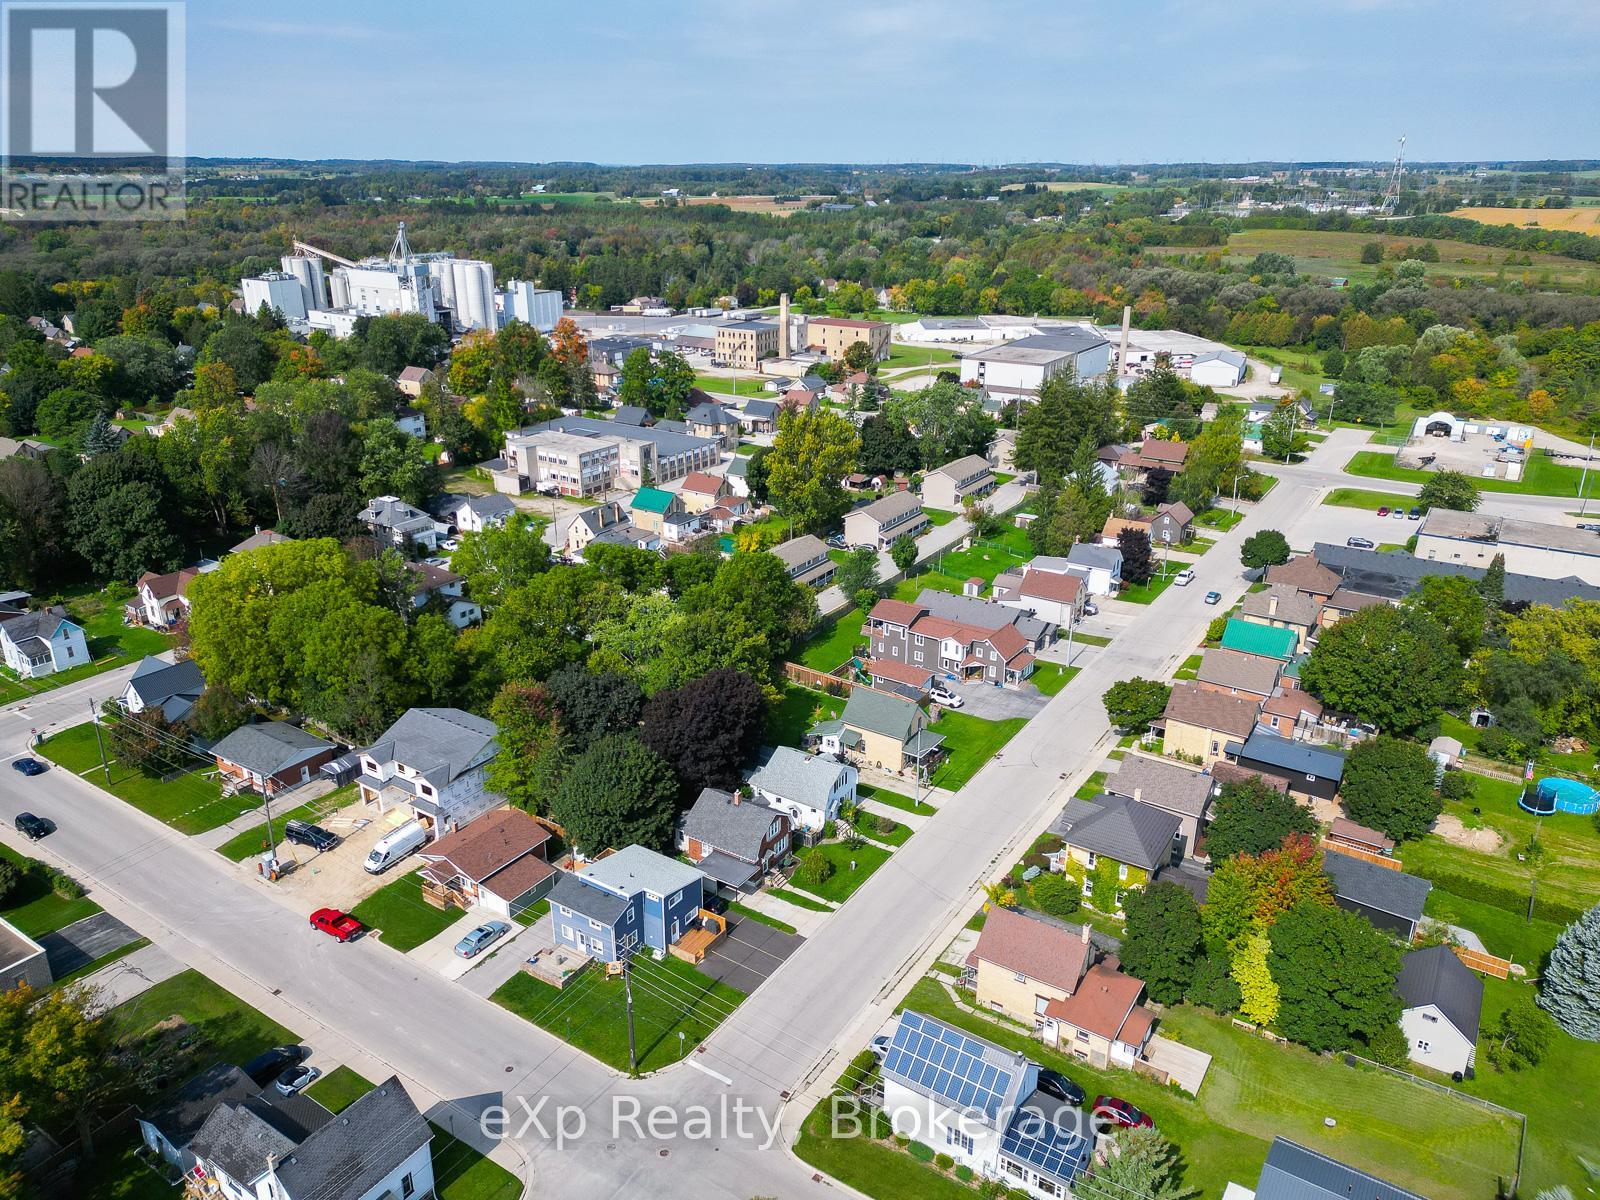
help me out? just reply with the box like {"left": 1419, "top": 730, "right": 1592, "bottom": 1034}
{"left": 579, "top": 844, "right": 703, "bottom": 899}
{"left": 1256, "top": 1138, "right": 1428, "bottom": 1200}
{"left": 840, "top": 687, "right": 923, "bottom": 742}
{"left": 1196, "top": 647, "right": 1282, "bottom": 696}
{"left": 548, "top": 872, "right": 629, "bottom": 925}
{"left": 1054, "top": 794, "right": 1180, "bottom": 871}
{"left": 125, "top": 655, "right": 206, "bottom": 721}
{"left": 274, "top": 1076, "right": 431, "bottom": 1200}
{"left": 364, "top": 708, "right": 498, "bottom": 791}
{"left": 1396, "top": 944, "right": 1484, "bottom": 1044}
{"left": 211, "top": 721, "right": 335, "bottom": 779}
{"left": 1311, "top": 542, "right": 1600, "bottom": 606}
{"left": 1104, "top": 756, "right": 1214, "bottom": 818}
{"left": 1322, "top": 851, "right": 1431, "bottom": 923}
{"left": 681, "top": 788, "right": 784, "bottom": 862}
{"left": 747, "top": 746, "right": 848, "bottom": 816}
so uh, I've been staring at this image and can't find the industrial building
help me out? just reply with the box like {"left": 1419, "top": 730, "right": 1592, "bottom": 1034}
{"left": 958, "top": 330, "right": 1111, "bottom": 399}
{"left": 1414, "top": 509, "right": 1600, "bottom": 586}
{"left": 492, "top": 417, "right": 721, "bottom": 496}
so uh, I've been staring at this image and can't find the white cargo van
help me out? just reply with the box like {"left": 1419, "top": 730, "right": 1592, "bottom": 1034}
{"left": 364, "top": 819, "right": 428, "bottom": 874}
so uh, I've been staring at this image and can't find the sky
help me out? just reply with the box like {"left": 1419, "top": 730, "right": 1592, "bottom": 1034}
{"left": 185, "top": 0, "right": 1600, "bottom": 164}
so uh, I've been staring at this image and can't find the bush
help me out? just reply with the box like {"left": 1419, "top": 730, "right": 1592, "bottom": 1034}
{"left": 49, "top": 868, "right": 85, "bottom": 900}
{"left": 792, "top": 852, "right": 835, "bottom": 888}
{"left": 0, "top": 858, "right": 23, "bottom": 905}
{"left": 874, "top": 814, "right": 898, "bottom": 836}
{"left": 935, "top": 1153, "right": 955, "bottom": 1171}
{"left": 839, "top": 1049, "right": 879, "bottom": 1091}
{"left": 1439, "top": 770, "right": 1477, "bottom": 802}
{"left": 955, "top": 1165, "right": 975, "bottom": 1182}
{"left": 1206, "top": 615, "right": 1228, "bottom": 644}
{"left": 1030, "top": 871, "right": 1081, "bottom": 918}
{"left": 907, "top": 1141, "right": 934, "bottom": 1162}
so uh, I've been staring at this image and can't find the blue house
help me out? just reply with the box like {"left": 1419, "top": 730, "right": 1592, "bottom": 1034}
{"left": 548, "top": 846, "right": 705, "bottom": 962}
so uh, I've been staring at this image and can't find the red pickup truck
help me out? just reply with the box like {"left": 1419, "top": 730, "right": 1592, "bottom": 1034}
{"left": 309, "top": 908, "right": 363, "bottom": 942}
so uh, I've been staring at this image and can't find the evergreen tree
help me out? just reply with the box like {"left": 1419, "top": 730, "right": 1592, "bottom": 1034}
{"left": 1117, "top": 526, "right": 1153, "bottom": 585}
{"left": 82, "top": 411, "right": 123, "bottom": 458}
{"left": 1479, "top": 552, "right": 1506, "bottom": 610}
{"left": 1540, "top": 902, "right": 1600, "bottom": 1040}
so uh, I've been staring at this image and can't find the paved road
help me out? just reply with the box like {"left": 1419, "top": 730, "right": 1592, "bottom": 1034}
{"left": 0, "top": 426, "right": 1553, "bottom": 1199}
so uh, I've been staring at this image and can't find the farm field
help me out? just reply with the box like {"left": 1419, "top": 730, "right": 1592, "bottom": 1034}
{"left": 1224, "top": 228, "right": 1600, "bottom": 289}
{"left": 1449, "top": 206, "right": 1600, "bottom": 232}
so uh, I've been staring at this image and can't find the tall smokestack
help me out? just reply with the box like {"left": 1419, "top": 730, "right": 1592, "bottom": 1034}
{"left": 1119, "top": 305, "right": 1132, "bottom": 377}
{"left": 779, "top": 292, "right": 790, "bottom": 359}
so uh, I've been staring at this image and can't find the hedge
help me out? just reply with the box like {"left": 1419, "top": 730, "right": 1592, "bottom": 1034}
{"left": 908, "top": 1141, "right": 935, "bottom": 1162}
{"left": 1414, "top": 868, "right": 1586, "bottom": 927}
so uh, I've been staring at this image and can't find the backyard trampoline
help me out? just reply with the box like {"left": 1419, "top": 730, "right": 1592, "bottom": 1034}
{"left": 1518, "top": 776, "right": 1600, "bottom": 816}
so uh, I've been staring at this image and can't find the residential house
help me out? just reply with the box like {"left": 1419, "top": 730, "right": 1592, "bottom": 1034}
{"left": 920, "top": 454, "right": 995, "bottom": 511}
{"left": 396, "top": 365, "right": 434, "bottom": 397}
{"left": 1103, "top": 754, "right": 1214, "bottom": 860}
{"left": 880, "top": 1010, "right": 1092, "bottom": 1200}
{"left": 0, "top": 606, "right": 89, "bottom": 679}
{"left": 864, "top": 592, "right": 1051, "bottom": 688}
{"left": 358, "top": 707, "right": 502, "bottom": 840}
{"left": 1238, "top": 1139, "right": 1427, "bottom": 1200}
{"left": 782, "top": 387, "right": 819, "bottom": 413}
{"left": 1220, "top": 617, "right": 1298, "bottom": 661}
{"left": 844, "top": 491, "right": 929, "bottom": 550}
{"left": 1265, "top": 554, "right": 1341, "bottom": 602}
{"left": 724, "top": 454, "right": 752, "bottom": 498}
{"left": 358, "top": 495, "right": 446, "bottom": 553}
{"left": 677, "top": 787, "right": 792, "bottom": 892}
{"left": 1322, "top": 850, "right": 1431, "bottom": 938}
{"left": 964, "top": 905, "right": 1094, "bottom": 1028}
{"left": 393, "top": 405, "right": 427, "bottom": 438}
{"left": 1040, "top": 957, "right": 1158, "bottom": 1073}
{"left": 1247, "top": 394, "right": 1317, "bottom": 426}
{"left": 405, "top": 561, "right": 482, "bottom": 628}
{"left": 1258, "top": 689, "right": 1325, "bottom": 739}
{"left": 211, "top": 721, "right": 338, "bottom": 797}
{"left": 1195, "top": 648, "right": 1282, "bottom": 702}
{"left": 0, "top": 590, "right": 27, "bottom": 619}
{"left": 809, "top": 686, "right": 944, "bottom": 775}
{"left": 685, "top": 399, "right": 741, "bottom": 451}
{"left": 186, "top": 1075, "right": 433, "bottom": 1200}
{"left": 698, "top": 503, "right": 745, "bottom": 534}
{"left": 1064, "top": 543, "right": 1122, "bottom": 596}
{"left": 1238, "top": 585, "right": 1322, "bottom": 651}
{"left": 1428, "top": 735, "right": 1463, "bottom": 774}
{"left": 228, "top": 528, "right": 292, "bottom": 555}
{"left": 988, "top": 428, "right": 1018, "bottom": 473}
{"left": 1100, "top": 502, "right": 1194, "bottom": 549}
{"left": 1227, "top": 728, "right": 1344, "bottom": 804}
{"left": 1118, "top": 438, "right": 1189, "bottom": 482}
{"left": 1047, "top": 793, "right": 1182, "bottom": 906}
{"left": 1396, "top": 944, "right": 1483, "bottom": 1077}
{"left": 661, "top": 508, "right": 704, "bottom": 545}
{"left": 120, "top": 655, "right": 206, "bottom": 722}
{"left": 430, "top": 491, "right": 517, "bottom": 534}
{"left": 1319, "top": 586, "right": 1387, "bottom": 630}
{"left": 745, "top": 745, "right": 856, "bottom": 834}
{"left": 0, "top": 436, "right": 50, "bottom": 460}
{"left": 806, "top": 316, "right": 892, "bottom": 361}
{"left": 866, "top": 658, "right": 935, "bottom": 700}
{"left": 0, "top": 917, "right": 49, "bottom": 993}
{"left": 678, "top": 470, "right": 731, "bottom": 514}
{"left": 1159, "top": 682, "right": 1260, "bottom": 765}
{"left": 737, "top": 398, "right": 780, "bottom": 433}
{"left": 629, "top": 486, "right": 684, "bottom": 534}
{"left": 417, "top": 807, "right": 555, "bottom": 917}
{"left": 614, "top": 404, "right": 653, "bottom": 427}
{"left": 992, "top": 568, "right": 1084, "bottom": 626}
{"left": 137, "top": 1063, "right": 257, "bottom": 1174}
{"left": 549, "top": 845, "right": 706, "bottom": 960}
{"left": 548, "top": 501, "right": 635, "bottom": 558}
{"left": 133, "top": 564, "right": 213, "bottom": 627}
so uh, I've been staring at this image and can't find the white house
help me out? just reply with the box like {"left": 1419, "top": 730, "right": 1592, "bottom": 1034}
{"left": 394, "top": 405, "right": 428, "bottom": 438}
{"left": 992, "top": 568, "right": 1084, "bottom": 626}
{"left": 1396, "top": 945, "right": 1482, "bottom": 1077}
{"left": 0, "top": 606, "right": 90, "bottom": 679}
{"left": 357, "top": 707, "right": 503, "bottom": 840}
{"left": 921, "top": 454, "right": 996, "bottom": 511}
{"left": 746, "top": 746, "right": 857, "bottom": 834}
{"left": 120, "top": 656, "right": 206, "bottom": 722}
{"left": 132, "top": 563, "right": 216, "bottom": 627}
{"left": 431, "top": 491, "right": 517, "bottom": 534}
{"left": 359, "top": 495, "right": 447, "bottom": 553}
{"left": 406, "top": 561, "right": 482, "bottom": 628}
{"left": 1050, "top": 544, "right": 1122, "bottom": 597}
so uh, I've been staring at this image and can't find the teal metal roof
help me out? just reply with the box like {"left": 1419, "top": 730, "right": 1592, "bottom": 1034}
{"left": 1221, "top": 617, "right": 1297, "bottom": 661}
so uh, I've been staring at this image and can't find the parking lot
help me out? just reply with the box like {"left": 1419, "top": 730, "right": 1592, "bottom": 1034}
{"left": 695, "top": 914, "right": 804, "bottom": 993}
{"left": 937, "top": 676, "right": 1049, "bottom": 720}
{"left": 258, "top": 801, "right": 416, "bottom": 910}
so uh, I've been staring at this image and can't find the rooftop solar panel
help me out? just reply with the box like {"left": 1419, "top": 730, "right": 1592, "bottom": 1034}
{"left": 882, "top": 1011, "right": 1019, "bottom": 1123}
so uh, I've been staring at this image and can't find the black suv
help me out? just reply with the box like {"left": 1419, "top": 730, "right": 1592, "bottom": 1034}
{"left": 283, "top": 819, "right": 339, "bottom": 852}
{"left": 243, "top": 1044, "right": 308, "bottom": 1086}
{"left": 15, "top": 812, "right": 53, "bottom": 841}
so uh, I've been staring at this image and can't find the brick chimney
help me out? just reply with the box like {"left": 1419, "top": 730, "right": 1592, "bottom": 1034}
{"left": 1080, "top": 923, "right": 1091, "bottom": 945}
{"left": 779, "top": 292, "right": 790, "bottom": 359}
{"left": 731, "top": 789, "right": 742, "bottom": 806}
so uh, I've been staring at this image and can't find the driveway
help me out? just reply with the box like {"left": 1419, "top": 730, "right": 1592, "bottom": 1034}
{"left": 695, "top": 914, "right": 804, "bottom": 994}
{"left": 261, "top": 803, "right": 410, "bottom": 911}
{"left": 938, "top": 678, "right": 1048, "bottom": 721}
{"left": 410, "top": 906, "right": 515, "bottom": 982}
{"left": 38, "top": 911, "right": 141, "bottom": 978}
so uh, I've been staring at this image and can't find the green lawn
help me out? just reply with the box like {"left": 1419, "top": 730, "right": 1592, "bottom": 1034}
{"left": 493, "top": 954, "right": 746, "bottom": 1074}
{"left": 212, "top": 785, "right": 357, "bottom": 863}
{"left": 798, "top": 610, "right": 868, "bottom": 671}
{"left": 1028, "top": 663, "right": 1078, "bottom": 696}
{"left": 693, "top": 373, "right": 772, "bottom": 399}
{"left": 921, "top": 508, "right": 959, "bottom": 526}
{"left": 923, "top": 535, "right": 1032, "bottom": 586}
{"left": 1117, "top": 572, "right": 1179, "bottom": 604}
{"left": 768, "top": 684, "right": 844, "bottom": 748}
{"left": 857, "top": 783, "right": 936, "bottom": 815}
{"left": 900, "top": 978, "right": 1518, "bottom": 1200}
{"left": 879, "top": 344, "right": 959, "bottom": 370}
{"left": 349, "top": 870, "right": 461, "bottom": 952}
{"left": 1069, "top": 631, "right": 1113, "bottom": 647}
{"left": 1174, "top": 652, "right": 1203, "bottom": 680}
{"left": 0, "top": 843, "right": 101, "bottom": 937}
{"left": 38, "top": 722, "right": 261, "bottom": 836}
{"left": 861, "top": 814, "right": 912, "bottom": 846}
{"left": 0, "top": 589, "right": 173, "bottom": 705}
{"left": 728, "top": 903, "right": 797, "bottom": 935}
{"left": 308, "top": 1067, "right": 522, "bottom": 1200}
{"left": 929, "top": 713, "right": 1027, "bottom": 789}
{"left": 1195, "top": 507, "right": 1246, "bottom": 532}
{"left": 1322, "top": 486, "right": 1418, "bottom": 510}
{"left": 791, "top": 841, "right": 893, "bottom": 902}
{"left": 72, "top": 1135, "right": 179, "bottom": 1200}
{"left": 769, "top": 887, "right": 834, "bottom": 911}
{"left": 1346, "top": 449, "right": 1600, "bottom": 499}
{"left": 111, "top": 968, "right": 298, "bottom": 1076}
{"left": 1424, "top": 888, "right": 1562, "bottom": 968}
{"left": 795, "top": 1095, "right": 978, "bottom": 1200}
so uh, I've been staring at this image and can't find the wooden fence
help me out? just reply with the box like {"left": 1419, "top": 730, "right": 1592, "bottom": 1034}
{"left": 1321, "top": 838, "right": 1402, "bottom": 871}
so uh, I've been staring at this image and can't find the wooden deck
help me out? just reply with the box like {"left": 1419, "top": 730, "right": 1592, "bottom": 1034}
{"left": 668, "top": 910, "right": 728, "bottom": 964}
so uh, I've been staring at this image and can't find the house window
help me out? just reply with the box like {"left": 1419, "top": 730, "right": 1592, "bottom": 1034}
{"left": 1002, "top": 1159, "right": 1027, "bottom": 1180}
{"left": 588, "top": 918, "right": 601, "bottom": 931}
{"left": 401, "top": 1173, "right": 415, "bottom": 1198}
{"left": 64, "top": 645, "right": 73, "bottom": 659}
{"left": 1416, "top": 1040, "right": 1431, "bottom": 1052}
{"left": 1036, "top": 1176, "right": 1059, "bottom": 1197}
{"left": 1118, "top": 863, "right": 1128, "bottom": 881}
{"left": 1034, "top": 996, "right": 1050, "bottom": 1016}
{"left": 944, "top": 1127, "right": 973, "bottom": 1154}
{"left": 1211, "top": 740, "right": 1219, "bottom": 754}
{"left": 1076, "top": 1029, "right": 1090, "bottom": 1042}
{"left": 1420, "top": 1012, "right": 1437, "bottom": 1023}
{"left": 1306, "top": 774, "right": 1315, "bottom": 782}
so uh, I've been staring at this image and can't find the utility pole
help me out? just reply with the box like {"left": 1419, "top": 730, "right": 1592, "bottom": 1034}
{"left": 89, "top": 700, "right": 110, "bottom": 785}
{"left": 1578, "top": 432, "right": 1596, "bottom": 517}
{"left": 623, "top": 955, "right": 639, "bottom": 1074}
{"left": 261, "top": 787, "right": 280, "bottom": 871}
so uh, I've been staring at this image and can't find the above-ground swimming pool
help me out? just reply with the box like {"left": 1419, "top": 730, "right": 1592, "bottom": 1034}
{"left": 1518, "top": 776, "right": 1600, "bottom": 816}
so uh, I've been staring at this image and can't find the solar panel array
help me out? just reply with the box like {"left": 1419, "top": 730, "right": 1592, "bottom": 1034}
{"left": 1000, "top": 1109, "right": 1091, "bottom": 1185}
{"left": 883, "top": 1011, "right": 1014, "bottom": 1122}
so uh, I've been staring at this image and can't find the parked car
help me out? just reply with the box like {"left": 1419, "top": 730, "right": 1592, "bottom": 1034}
{"left": 1392, "top": 507, "right": 1406, "bottom": 519}
{"left": 9, "top": 757, "right": 45, "bottom": 776}
{"left": 1346, "top": 536, "right": 1375, "bottom": 549}
{"left": 1203, "top": 590, "right": 1222, "bottom": 605}
{"left": 928, "top": 686, "right": 964, "bottom": 709}
{"left": 1408, "top": 507, "right": 1422, "bottom": 520}
{"left": 275, "top": 1063, "right": 320, "bottom": 1096}
{"left": 441, "top": 537, "right": 461, "bottom": 552}
{"left": 1376, "top": 506, "right": 1390, "bottom": 517}
{"left": 309, "top": 908, "right": 363, "bottom": 942}
{"left": 1173, "top": 568, "right": 1195, "bottom": 586}
{"left": 284, "top": 819, "right": 339, "bottom": 853}
{"left": 825, "top": 534, "right": 847, "bottom": 549}
{"left": 454, "top": 921, "right": 511, "bottom": 959}
{"left": 1081, "top": 602, "right": 1098, "bottom": 617}
{"left": 364, "top": 819, "right": 428, "bottom": 874}
{"left": 1094, "top": 1095, "right": 1153, "bottom": 1130}
{"left": 870, "top": 1034, "right": 892, "bottom": 1060}
{"left": 14, "top": 812, "right": 52, "bottom": 841}
{"left": 244, "top": 1045, "right": 308, "bottom": 1086}
{"left": 1037, "top": 1067, "right": 1085, "bottom": 1106}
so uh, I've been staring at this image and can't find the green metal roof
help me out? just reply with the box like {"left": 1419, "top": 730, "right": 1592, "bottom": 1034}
{"left": 1221, "top": 617, "right": 1297, "bottom": 661}
{"left": 631, "top": 487, "right": 676, "bottom": 514}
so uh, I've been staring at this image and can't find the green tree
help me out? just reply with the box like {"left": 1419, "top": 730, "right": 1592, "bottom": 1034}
{"left": 1298, "top": 604, "right": 1459, "bottom": 734}
{"left": 744, "top": 445, "right": 771, "bottom": 505}
{"left": 67, "top": 444, "right": 184, "bottom": 582}
{"left": 486, "top": 682, "right": 566, "bottom": 813}
{"left": 1171, "top": 404, "right": 1245, "bottom": 513}
{"left": 1118, "top": 526, "right": 1154, "bottom": 586}
{"left": 1092, "top": 1127, "right": 1190, "bottom": 1200}
{"left": 549, "top": 734, "right": 680, "bottom": 854}
{"left": 545, "top": 664, "right": 644, "bottom": 741}
{"left": 1203, "top": 776, "right": 1316, "bottom": 860}
{"left": 198, "top": 319, "right": 276, "bottom": 391}
{"left": 1418, "top": 470, "right": 1481, "bottom": 513}
{"left": 1013, "top": 374, "right": 1119, "bottom": 481}
{"left": 857, "top": 414, "right": 920, "bottom": 478}
{"left": 1540, "top": 902, "right": 1600, "bottom": 1040}
{"left": 1360, "top": 242, "right": 1384, "bottom": 264}
{"left": 448, "top": 515, "right": 551, "bottom": 608}
{"left": 890, "top": 534, "right": 918, "bottom": 575}
{"left": 468, "top": 566, "right": 622, "bottom": 684}
{"left": 843, "top": 340, "right": 874, "bottom": 371}
{"left": 1240, "top": 529, "right": 1291, "bottom": 569}
{"left": 1260, "top": 403, "right": 1305, "bottom": 461}
{"left": 34, "top": 387, "right": 100, "bottom": 446}
{"left": 883, "top": 381, "right": 995, "bottom": 468}
{"left": 1029, "top": 872, "right": 1080, "bottom": 919}
{"left": 1269, "top": 899, "right": 1403, "bottom": 1053}
{"left": 1101, "top": 678, "right": 1171, "bottom": 733}
{"left": 1186, "top": 953, "right": 1241, "bottom": 1013}
{"left": 1342, "top": 735, "right": 1442, "bottom": 843}
{"left": 834, "top": 546, "right": 881, "bottom": 601}
{"left": 358, "top": 417, "right": 437, "bottom": 509}
{"left": 1119, "top": 882, "right": 1203, "bottom": 1004}
{"left": 1402, "top": 574, "right": 1486, "bottom": 657}
{"left": 765, "top": 408, "right": 859, "bottom": 534}
{"left": 1479, "top": 552, "right": 1506, "bottom": 611}
{"left": 1485, "top": 994, "right": 1556, "bottom": 1072}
